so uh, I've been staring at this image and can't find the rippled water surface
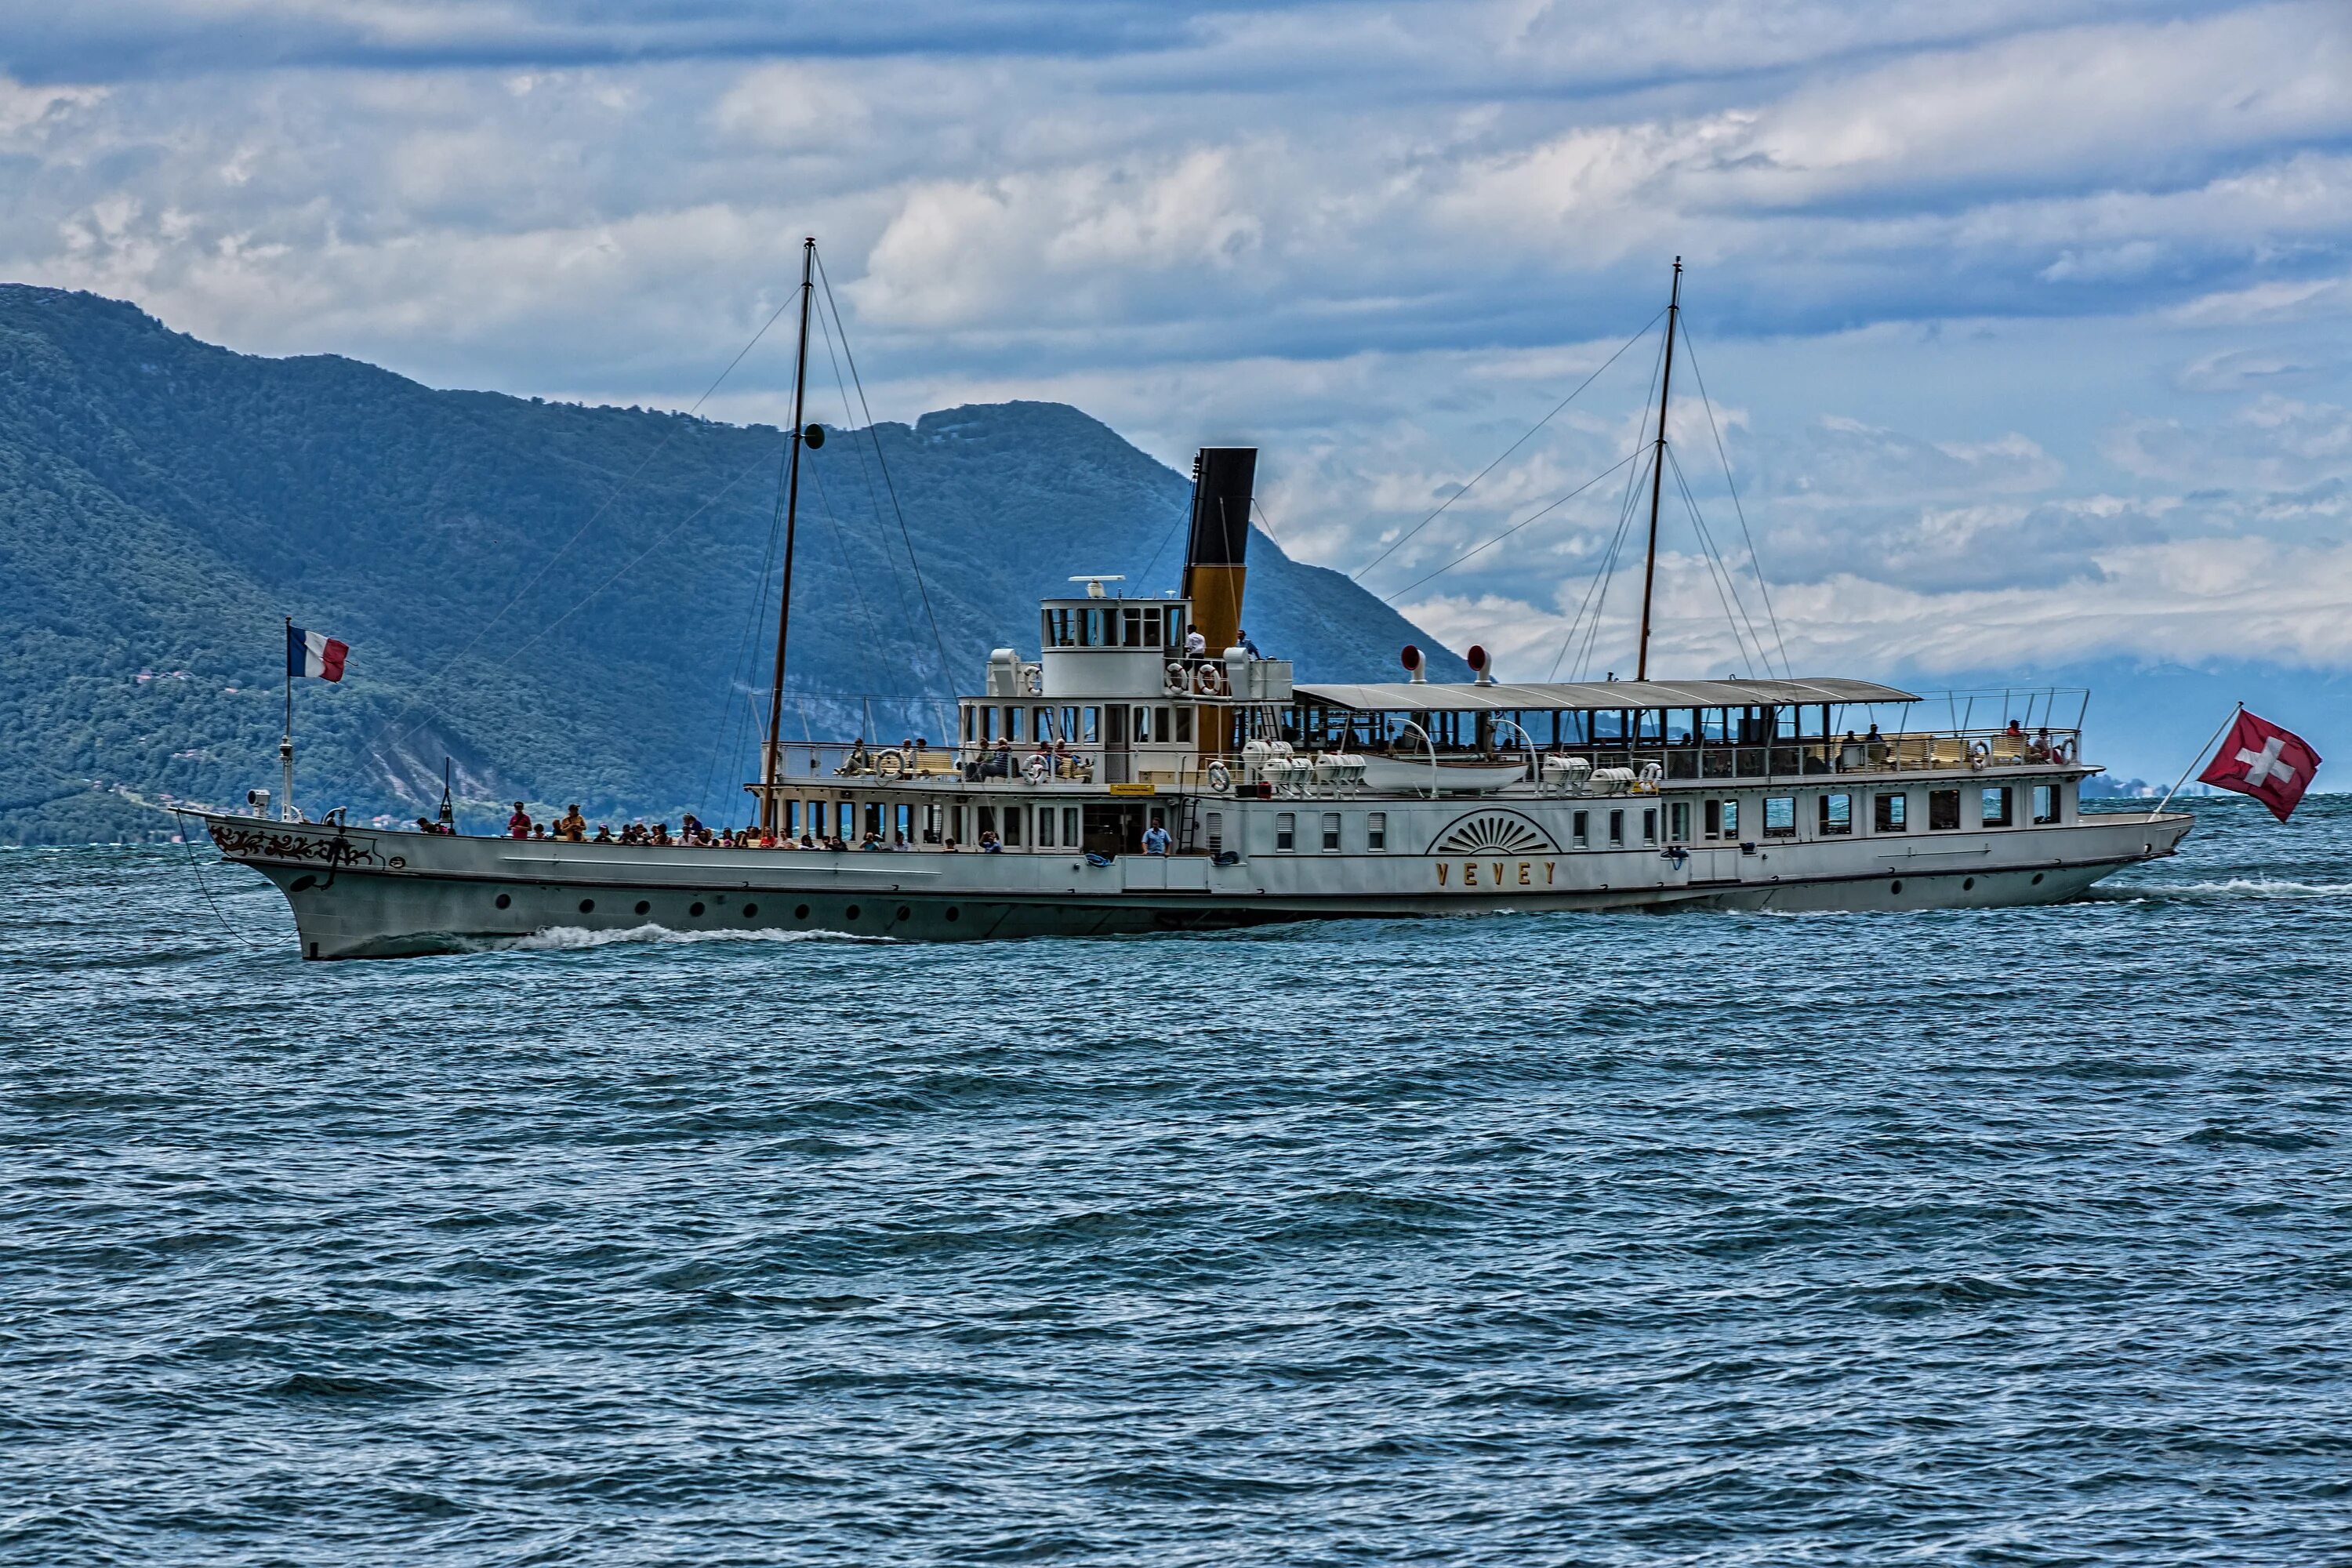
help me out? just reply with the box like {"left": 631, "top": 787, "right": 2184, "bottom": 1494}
{"left": 5, "top": 797, "right": 2350, "bottom": 1565}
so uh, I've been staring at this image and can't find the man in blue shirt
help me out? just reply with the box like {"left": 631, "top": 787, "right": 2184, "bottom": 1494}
{"left": 1142, "top": 822, "right": 1171, "bottom": 855}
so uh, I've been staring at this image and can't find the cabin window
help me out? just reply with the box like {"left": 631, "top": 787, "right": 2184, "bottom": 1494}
{"left": 782, "top": 800, "right": 801, "bottom": 838}
{"left": 1082, "top": 707, "right": 1101, "bottom": 745}
{"left": 1007, "top": 706, "right": 1025, "bottom": 742}
{"left": 1276, "top": 812, "right": 1296, "bottom": 851}
{"left": 1820, "top": 793, "right": 1852, "bottom": 835}
{"left": 1642, "top": 808, "right": 1658, "bottom": 846}
{"left": 1367, "top": 812, "right": 1386, "bottom": 851}
{"left": 2032, "top": 783, "right": 2060, "bottom": 825}
{"left": 1062, "top": 807, "right": 1079, "bottom": 844}
{"left": 1038, "top": 806, "right": 1055, "bottom": 847}
{"left": 1572, "top": 810, "right": 1590, "bottom": 848}
{"left": 1929, "top": 788, "right": 1961, "bottom": 830}
{"left": 1608, "top": 809, "right": 1625, "bottom": 847}
{"left": 1763, "top": 797, "right": 1796, "bottom": 838}
{"left": 1875, "top": 793, "right": 1906, "bottom": 833}
{"left": 1321, "top": 813, "right": 1341, "bottom": 851}
{"left": 1130, "top": 706, "right": 1150, "bottom": 742}
{"left": 961, "top": 706, "right": 975, "bottom": 742}
{"left": 1206, "top": 811, "right": 1224, "bottom": 853}
{"left": 1669, "top": 800, "right": 1690, "bottom": 842}
{"left": 1175, "top": 706, "right": 1194, "bottom": 744}
{"left": 1156, "top": 706, "right": 1173, "bottom": 743}
{"left": 1982, "top": 786, "right": 2013, "bottom": 827}
{"left": 1144, "top": 607, "right": 1163, "bottom": 646}
{"left": 1033, "top": 706, "right": 1051, "bottom": 742}
{"left": 980, "top": 706, "right": 997, "bottom": 743}
{"left": 1003, "top": 807, "right": 1023, "bottom": 847}
{"left": 977, "top": 806, "right": 996, "bottom": 840}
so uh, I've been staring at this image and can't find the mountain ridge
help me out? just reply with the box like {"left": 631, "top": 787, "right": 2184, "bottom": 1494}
{"left": 0, "top": 284, "right": 1465, "bottom": 843}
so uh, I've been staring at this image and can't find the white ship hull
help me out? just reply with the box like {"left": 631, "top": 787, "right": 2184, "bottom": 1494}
{"left": 200, "top": 801, "right": 2190, "bottom": 960}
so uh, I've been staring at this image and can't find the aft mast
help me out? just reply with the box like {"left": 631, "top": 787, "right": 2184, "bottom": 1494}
{"left": 760, "top": 237, "right": 818, "bottom": 833}
{"left": 1634, "top": 256, "right": 1681, "bottom": 682}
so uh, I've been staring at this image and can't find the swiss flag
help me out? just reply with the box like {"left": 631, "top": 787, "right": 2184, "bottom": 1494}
{"left": 2197, "top": 708, "right": 2321, "bottom": 822}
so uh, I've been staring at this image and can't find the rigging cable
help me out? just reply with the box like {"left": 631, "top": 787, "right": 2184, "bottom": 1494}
{"left": 1677, "top": 327, "right": 1791, "bottom": 680}
{"left": 813, "top": 250, "right": 956, "bottom": 687}
{"left": 1666, "top": 445, "right": 1767, "bottom": 677}
{"left": 1381, "top": 450, "right": 1640, "bottom": 604}
{"left": 1548, "top": 322, "right": 1671, "bottom": 680}
{"left": 379, "top": 441, "right": 780, "bottom": 757}
{"left": 1350, "top": 307, "right": 1664, "bottom": 582}
{"left": 363, "top": 285, "right": 808, "bottom": 761}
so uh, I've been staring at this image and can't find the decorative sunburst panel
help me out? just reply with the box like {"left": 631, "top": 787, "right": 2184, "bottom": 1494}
{"left": 1432, "top": 811, "right": 1555, "bottom": 855}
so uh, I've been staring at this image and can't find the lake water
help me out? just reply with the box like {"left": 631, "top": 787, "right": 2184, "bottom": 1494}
{"left": 4, "top": 797, "right": 2348, "bottom": 1564}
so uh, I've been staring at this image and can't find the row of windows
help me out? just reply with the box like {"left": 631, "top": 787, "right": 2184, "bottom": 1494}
{"left": 961, "top": 704, "right": 1195, "bottom": 746}
{"left": 1041, "top": 604, "right": 1182, "bottom": 650}
{"left": 1273, "top": 811, "right": 1391, "bottom": 851}
{"left": 1680, "top": 784, "right": 2061, "bottom": 842}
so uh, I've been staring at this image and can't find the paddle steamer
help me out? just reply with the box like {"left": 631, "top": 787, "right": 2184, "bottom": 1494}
{"left": 198, "top": 249, "right": 2191, "bottom": 957}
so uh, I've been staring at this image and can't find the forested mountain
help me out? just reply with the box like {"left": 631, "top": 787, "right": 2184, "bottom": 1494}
{"left": 0, "top": 285, "right": 1464, "bottom": 843}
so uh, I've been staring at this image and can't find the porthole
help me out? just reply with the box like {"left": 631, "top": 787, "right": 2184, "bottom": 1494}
{"left": 896, "top": 905, "right": 911, "bottom": 922}
{"left": 794, "top": 904, "right": 810, "bottom": 920}
{"left": 495, "top": 893, "right": 512, "bottom": 909}
{"left": 845, "top": 904, "right": 862, "bottom": 920}
{"left": 689, "top": 901, "right": 706, "bottom": 917}
{"left": 579, "top": 898, "right": 595, "bottom": 913}
{"left": 742, "top": 904, "right": 758, "bottom": 918}
{"left": 1889, "top": 881, "right": 1902, "bottom": 895}
{"left": 1962, "top": 878, "right": 1975, "bottom": 891}
{"left": 945, "top": 906, "right": 960, "bottom": 922}
{"left": 2031, "top": 873, "right": 2045, "bottom": 886}
{"left": 289, "top": 874, "right": 317, "bottom": 893}
{"left": 635, "top": 900, "right": 650, "bottom": 915}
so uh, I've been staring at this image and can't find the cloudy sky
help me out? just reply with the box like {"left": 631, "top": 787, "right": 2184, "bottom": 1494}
{"left": 5, "top": 0, "right": 2350, "bottom": 750}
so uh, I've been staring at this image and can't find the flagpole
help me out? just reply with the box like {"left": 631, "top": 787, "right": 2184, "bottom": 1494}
{"left": 2153, "top": 701, "right": 2241, "bottom": 815}
{"left": 281, "top": 615, "right": 296, "bottom": 822}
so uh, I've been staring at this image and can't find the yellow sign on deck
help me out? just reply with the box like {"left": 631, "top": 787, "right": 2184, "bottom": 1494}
{"left": 1107, "top": 782, "right": 1159, "bottom": 797}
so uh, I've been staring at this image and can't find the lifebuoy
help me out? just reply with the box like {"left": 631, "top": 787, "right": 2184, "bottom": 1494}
{"left": 1195, "top": 663, "right": 1228, "bottom": 695}
{"left": 1206, "top": 760, "right": 1232, "bottom": 793}
{"left": 1020, "top": 664, "right": 1043, "bottom": 695}
{"left": 2054, "top": 737, "right": 2076, "bottom": 764}
{"left": 876, "top": 749, "right": 906, "bottom": 779}
{"left": 1024, "top": 756, "right": 1051, "bottom": 785}
{"left": 1164, "top": 662, "right": 1189, "bottom": 696}
{"left": 1969, "top": 741, "right": 1990, "bottom": 771}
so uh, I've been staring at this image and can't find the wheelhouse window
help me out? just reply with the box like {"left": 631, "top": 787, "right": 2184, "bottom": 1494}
{"left": 1982, "top": 786, "right": 2014, "bottom": 827}
{"left": 1819, "top": 793, "right": 1853, "bottom": 835}
{"left": 1276, "top": 812, "right": 1296, "bottom": 851}
{"left": 1321, "top": 813, "right": 1341, "bottom": 851}
{"left": 1367, "top": 812, "right": 1386, "bottom": 851}
{"left": 2032, "top": 784, "right": 2060, "bottom": 825}
{"left": 1929, "top": 788, "right": 1961, "bottom": 830}
{"left": 1875, "top": 793, "right": 1907, "bottom": 833}
{"left": 1763, "top": 797, "right": 1796, "bottom": 838}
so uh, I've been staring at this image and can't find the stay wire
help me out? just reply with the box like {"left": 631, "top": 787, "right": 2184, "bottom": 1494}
{"left": 1549, "top": 326, "right": 1671, "bottom": 681}
{"left": 1382, "top": 449, "right": 1640, "bottom": 604}
{"left": 174, "top": 811, "right": 256, "bottom": 949}
{"left": 1669, "top": 443, "right": 1782, "bottom": 680}
{"left": 812, "top": 296, "right": 920, "bottom": 635}
{"left": 1667, "top": 445, "right": 1764, "bottom": 677}
{"left": 1351, "top": 307, "right": 1664, "bottom": 582}
{"left": 1678, "top": 327, "right": 1791, "bottom": 679}
{"left": 365, "top": 283, "right": 808, "bottom": 759}
{"left": 814, "top": 250, "right": 956, "bottom": 687}
{"left": 381, "top": 443, "right": 779, "bottom": 756}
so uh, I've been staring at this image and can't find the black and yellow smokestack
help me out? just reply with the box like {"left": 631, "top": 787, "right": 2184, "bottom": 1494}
{"left": 1179, "top": 447, "right": 1257, "bottom": 659}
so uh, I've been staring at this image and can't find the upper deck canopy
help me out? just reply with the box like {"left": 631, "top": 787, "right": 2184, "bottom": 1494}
{"left": 1294, "top": 677, "right": 1919, "bottom": 713}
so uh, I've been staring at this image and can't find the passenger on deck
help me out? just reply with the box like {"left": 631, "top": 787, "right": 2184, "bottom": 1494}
{"left": 1142, "top": 822, "right": 1171, "bottom": 855}
{"left": 507, "top": 802, "right": 532, "bottom": 839}
{"left": 1238, "top": 628, "right": 1262, "bottom": 659}
{"left": 943, "top": 835, "right": 959, "bottom": 851}
{"left": 1184, "top": 623, "right": 1207, "bottom": 658}
{"left": 558, "top": 804, "right": 587, "bottom": 841}
{"left": 979, "top": 829, "right": 1003, "bottom": 853}
{"left": 414, "top": 817, "right": 437, "bottom": 834}
{"left": 593, "top": 823, "right": 613, "bottom": 843}
{"left": 862, "top": 830, "right": 885, "bottom": 850}
{"left": 651, "top": 822, "right": 672, "bottom": 847}
{"left": 2031, "top": 727, "right": 2054, "bottom": 762}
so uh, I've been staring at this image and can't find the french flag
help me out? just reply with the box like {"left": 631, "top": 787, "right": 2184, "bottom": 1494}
{"left": 288, "top": 624, "right": 350, "bottom": 681}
